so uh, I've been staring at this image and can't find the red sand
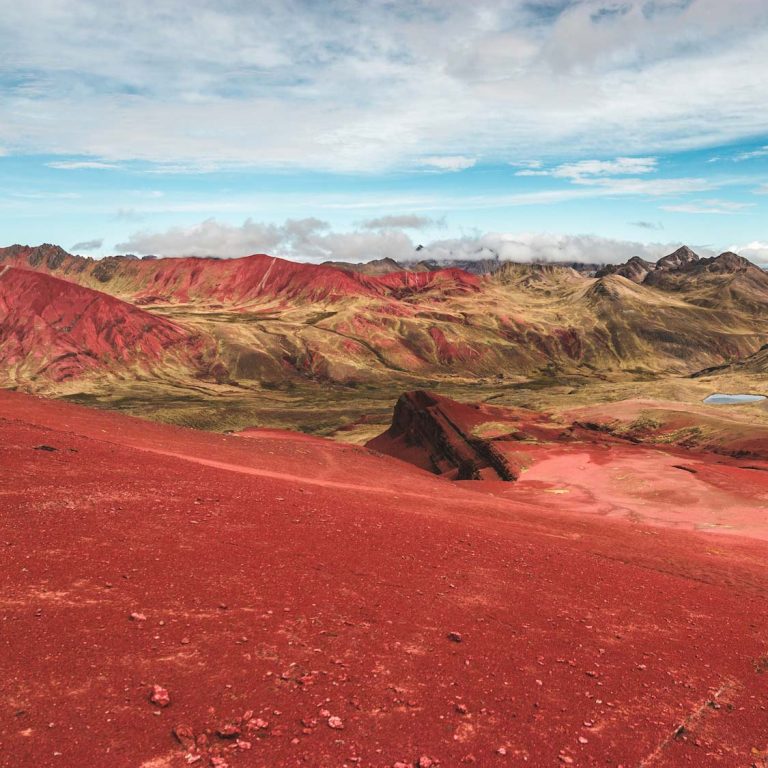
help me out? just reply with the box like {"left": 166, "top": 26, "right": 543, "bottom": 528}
{"left": 499, "top": 442, "right": 768, "bottom": 541}
{"left": 2, "top": 390, "right": 768, "bottom": 767}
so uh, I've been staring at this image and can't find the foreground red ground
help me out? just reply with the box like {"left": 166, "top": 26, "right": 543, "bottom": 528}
{"left": 2, "top": 390, "right": 768, "bottom": 767}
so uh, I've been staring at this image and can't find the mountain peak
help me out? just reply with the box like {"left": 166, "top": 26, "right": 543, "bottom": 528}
{"left": 656, "top": 245, "right": 699, "bottom": 270}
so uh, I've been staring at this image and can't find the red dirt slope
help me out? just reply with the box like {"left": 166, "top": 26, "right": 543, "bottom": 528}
{"left": 0, "top": 266, "right": 206, "bottom": 383}
{"left": 370, "top": 391, "right": 768, "bottom": 540}
{"left": 2, "top": 390, "right": 768, "bottom": 767}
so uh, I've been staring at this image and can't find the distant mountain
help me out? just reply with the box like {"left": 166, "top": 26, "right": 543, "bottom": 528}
{"left": 0, "top": 246, "right": 479, "bottom": 305}
{"left": 2, "top": 243, "right": 768, "bottom": 395}
{"left": 320, "top": 257, "right": 406, "bottom": 275}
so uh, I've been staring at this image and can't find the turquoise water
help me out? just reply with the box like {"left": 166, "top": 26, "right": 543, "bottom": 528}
{"left": 704, "top": 393, "right": 766, "bottom": 405}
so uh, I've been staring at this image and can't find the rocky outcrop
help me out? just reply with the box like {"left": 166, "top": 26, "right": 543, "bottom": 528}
{"left": 595, "top": 255, "right": 656, "bottom": 283}
{"left": 367, "top": 391, "right": 522, "bottom": 481}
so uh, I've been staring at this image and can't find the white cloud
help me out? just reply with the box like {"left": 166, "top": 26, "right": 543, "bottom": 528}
{"left": 631, "top": 220, "right": 665, "bottom": 231}
{"left": 662, "top": 198, "right": 757, "bottom": 214}
{"left": 47, "top": 161, "right": 120, "bottom": 170}
{"left": 115, "top": 216, "right": 683, "bottom": 265}
{"left": 553, "top": 157, "right": 658, "bottom": 179}
{"left": 421, "top": 156, "right": 477, "bottom": 172}
{"left": 420, "top": 232, "right": 680, "bottom": 265}
{"left": 1, "top": 1, "right": 767, "bottom": 171}
{"left": 116, "top": 217, "right": 413, "bottom": 261}
{"left": 508, "top": 160, "right": 542, "bottom": 170}
{"left": 730, "top": 240, "right": 768, "bottom": 264}
{"left": 735, "top": 145, "right": 768, "bottom": 161}
{"left": 71, "top": 238, "right": 103, "bottom": 251}
{"left": 359, "top": 215, "right": 438, "bottom": 230}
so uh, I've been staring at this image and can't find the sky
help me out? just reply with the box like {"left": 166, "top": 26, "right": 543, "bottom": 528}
{"left": 1, "top": 0, "right": 767, "bottom": 264}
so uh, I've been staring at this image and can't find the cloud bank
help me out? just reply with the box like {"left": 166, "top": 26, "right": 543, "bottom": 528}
{"left": 116, "top": 217, "right": 689, "bottom": 265}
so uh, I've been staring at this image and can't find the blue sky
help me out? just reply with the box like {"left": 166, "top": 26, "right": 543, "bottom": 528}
{"left": 1, "top": 0, "right": 767, "bottom": 264}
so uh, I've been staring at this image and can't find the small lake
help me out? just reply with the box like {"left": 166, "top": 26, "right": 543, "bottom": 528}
{"left": 704, "top": 393, "right": 767, "bottom": 405}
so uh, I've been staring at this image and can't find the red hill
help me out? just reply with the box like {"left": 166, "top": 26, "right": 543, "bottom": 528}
{"left": 0, "top": 266, "right": 207, "bottom": 383}
{"left": 0, "top": 246, "right": 480, "bottom": 306}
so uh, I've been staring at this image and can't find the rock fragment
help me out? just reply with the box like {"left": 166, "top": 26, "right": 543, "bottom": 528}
{"left": 149, "top": 685, "right": 170, "bottom": 708}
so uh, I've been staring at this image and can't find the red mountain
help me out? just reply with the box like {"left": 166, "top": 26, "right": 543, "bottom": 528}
{"left": 0, "top": 266, "right": 210, "bottom": 384}
{"left": 0, "top": 245, "right": 480, "bottom": 306}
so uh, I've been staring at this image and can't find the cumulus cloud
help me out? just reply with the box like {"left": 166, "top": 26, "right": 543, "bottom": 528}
{"left": 419, "top": 232, "right": 680, "bottom": 265}
{"left": 359, "top": 215, "right": 438, "bottom": 230}
{"left": 729, "top": 240, "right": 768, "bottom": 264}
{"left": 116, "top": 216, "right": 686, "bottom": 265}
{"left": 71, "top": 238, "right": 103, "bottom": 251}
{"left": 117, "top": 218, "right": 410, "bottom": 261}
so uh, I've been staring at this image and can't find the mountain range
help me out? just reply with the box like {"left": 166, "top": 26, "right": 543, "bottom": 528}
{"left": 2, "top": 243, "right": 767, "bottom": 400}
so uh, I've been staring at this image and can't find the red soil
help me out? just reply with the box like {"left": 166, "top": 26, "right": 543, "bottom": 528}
{"left": 0, "top": 267, "right": 200, "bottom": 382}
{"left": 3, "top": 390, "right": 768, "bottom": 767}
{"left": 372, "top": 392, "right": 768, "bottom": 539}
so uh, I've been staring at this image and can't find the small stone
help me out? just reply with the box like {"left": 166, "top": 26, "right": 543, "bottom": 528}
{"left": 130, "top": 612, "right": 147, "bottom": 622}
{"left": 497, "top": 746, "right": 507, "bottom": 755}
{"left": 173, "top": 724, "right": 196, "bottom": 748}
{"left": 209, "top": 758, "right": 229, "bottom": 768}
{"left": 455, "top": 703, "right": 469, "bottom": 715}
{"left": 149, "top": 685, "right": 170, "bottom": 708}
{"left": 217, "top": 723, "right": 241, "bottom": 739}
{"left": 327, "top": 715, "right": 344, "bottom": 730}
{"left": 236, "top": 740, "right": 252, "bottom": 750}
{"left": 418, "top": 758, "right": 435, "bottom": 768}
{"left": 447, "top": 632, "right": 463, "bottom": 643}
{"left": 578, "top": 736, "right": 588, "bottom": 744}
{"left": 559, "top": 756, "right": 574, "bottom": 765}
{"left": 180, "top": 637, "right": 191, "bottom": 645}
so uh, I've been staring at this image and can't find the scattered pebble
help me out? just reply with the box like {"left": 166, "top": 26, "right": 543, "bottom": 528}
{"left": 327, "top": 715, "right": 344, "bottom": 730}
{"left": 447, "top": 632, "right": 463, "bottom": 643}
{"left": 149, "top": 685, "right": 170, "bottom": 708}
